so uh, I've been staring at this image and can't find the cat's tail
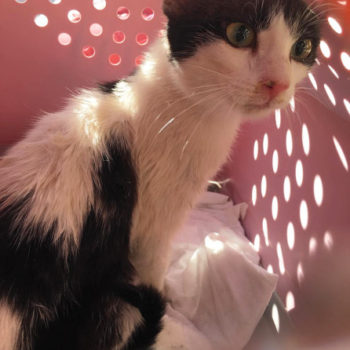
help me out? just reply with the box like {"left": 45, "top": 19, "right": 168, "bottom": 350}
{"left": 117, "top": 284, "right": 166, "bottom": 350}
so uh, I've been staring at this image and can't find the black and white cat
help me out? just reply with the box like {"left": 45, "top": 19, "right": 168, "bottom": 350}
{"left": 0, "top": 0, "right": 321, "bottom": 349}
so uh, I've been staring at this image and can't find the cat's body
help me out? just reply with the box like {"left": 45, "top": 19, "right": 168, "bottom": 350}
{"left": 0, "top": 0, "right": 320, "bottom": 349}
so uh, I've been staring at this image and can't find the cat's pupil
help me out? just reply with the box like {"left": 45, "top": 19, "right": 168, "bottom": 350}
{"left": 236, "top": 25, "right": 249, "bottom": 42}
{"left": 295, "top": 40, "right": 306, "bottom": 56}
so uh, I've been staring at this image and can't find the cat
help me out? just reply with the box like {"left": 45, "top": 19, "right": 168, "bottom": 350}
{"left": 0, "top": 0, "right": 321, "bottom": 349}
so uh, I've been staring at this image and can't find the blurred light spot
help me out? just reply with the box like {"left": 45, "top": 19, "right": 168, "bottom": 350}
{"left": 252, "top": 185, "right": 257, "bottom": 206}
{"left": 109, "top": 54, "right": 121, "bottom": 66}
{"left": 261, "top": 175, "right": 267, "bottom": 198}
{"left": 296, "top": 160, "right": 304, "bottom": 187}
{"left": 82, "top": 46, "right": 95, "bottom": 58}
{"left": 328, "top": 65, "right": 340, "bottom": 79}
{"left": 253, "top": 140, "right": 259, "bottom": 160}
{"left": 135, "top": 55, "right": 144, "bottom": 66}
{"left": 344, "top": 99, "right": 350, "bottom": 115}
{"left": 68, "top": 9, "right": 81, "bottom": 23}
{"left": 328, "top": 16, "right": 342, "bottom": 34}
{"left": 289, "top": 96, "right": 296, "bottom": 112}
{"left": 90, "top": 23, "right": 103, "bottom": 36}
{"left": 297, "top": 263, "right": 305, "bottom": 283}
{"left": 136, "top": 33, "right": 149, "bottom": 46}
{"left": 16, "top": 0, "right": 27, "bottom": 2}
{"left": 117, "top": 7, "right": 130, "bottom": 20}
{"left": 272, "top": 304, "right": 280, "bottom": 333}
{"left": 324, "top": 231, "right": 334, "bottom": 250}
{"left": 263, "top": 133, "right": 269, "bottom": 155}
{"left": 275, "top": 109, "right": 281, "bottom": 129}
{"left": 309, "top": 237, "right": 318, "bottom": 256}
{"left": 58, "top": 32, "right": 71, "bottom": 46}
{"left": 308, "top": 72, "right": 318, "bottom": 90}
{"left": 253, "top": 234, "right": 261, "bottom": 252}
{"left": 272, "top": 196, "right": 279, "bottom": 221}
{"left": 142, "top": 8, "right": 155, "bottom": 21}
{"left": 315, "top": 58, "right": 320, "bottom": 65}
{"left": 34, "top": 14, "right": 49, "bottom": 27}
{"left": 277, "top": 243, "right": 285, "bottom": 275}
{"left": 284, "top": 176, "right": 291, "bottom": 202}
{"left": 320, "top": 40, "right": 331, "bottom": 58}
{"left": 49, "top": 0, "right": 61, "bottom": 4}
{"left": 287, "top": 222, "right": 295, "bottom": 250}
{"left": 205, "top": 234, "right": 224, "bottom": 254}
{"left": 113, "top": 31, "right": 126, "bottom": 44}
{"left": 324, "top": 84, "right": 336, "bottom": 106}
{"left": 300, "top": 200, "right": 309, "bottom": 230}
{"left": 93, "top": 0, "right": 106, "bottom": 10}
{"left": 267, "top": 265, "right": 274, "bottom": 274}
{"left": 286, "top": 292, "right": 296, "bottom": 312}
{"left": 302, "top": 124, "right": 310, "bottom": 156}
{"left": 340, "top": 51, "right": 350, "bottom": 70}
{"left": 286, "top": 129, "right": 293, "bottom": 156}
{"left": 272, "top": 150, "right": 279, "bottom": 173}
{"left": 333, "top": 136, "right": 349, "bottom": 171}
{"left": 314, "top": 175, "right": 324, "bottom": 206}
{"left": 262, "top": 218, "right": 269, "bottom": 246}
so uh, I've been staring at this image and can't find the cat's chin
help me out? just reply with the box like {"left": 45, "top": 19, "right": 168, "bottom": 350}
{"left": 240, "top": 99, "right": 290, "bottom": 119}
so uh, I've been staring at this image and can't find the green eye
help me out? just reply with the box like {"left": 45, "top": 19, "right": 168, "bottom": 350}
{"left": 226, "top": 22, "right": 255, "bottom": 48}
{"left": 291, "top": 39, "right": 313, "bottom": 61}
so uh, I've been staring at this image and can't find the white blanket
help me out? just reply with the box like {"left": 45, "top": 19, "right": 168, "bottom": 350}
{"left": 156, "top": 192, "right": 278, "bottom": 350}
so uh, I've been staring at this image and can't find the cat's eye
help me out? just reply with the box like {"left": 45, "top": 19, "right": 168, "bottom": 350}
{"left": 291, "top": 39, "right": 313, "bottom": 61}
{"left": 226, "top": 22, "right": 255, "bottom": 48}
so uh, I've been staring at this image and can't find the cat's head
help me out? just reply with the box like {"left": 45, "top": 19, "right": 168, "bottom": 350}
{"left": 163, "top": 0, "right": 321, "bottom": 118}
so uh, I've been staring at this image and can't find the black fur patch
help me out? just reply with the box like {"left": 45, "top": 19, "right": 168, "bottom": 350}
{"left": 164, "top": 0, "right": 321, "bottom": 63}
{"left": 98, "top": 80, "right": 119, "bottom": 94}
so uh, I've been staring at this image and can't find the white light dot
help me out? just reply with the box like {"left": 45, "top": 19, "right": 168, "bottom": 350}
{"left": 287, "top": 222, "right": 295, "bottom": 250}
{"left": 344, "top": 99, "right": 350, "bottom": 115}
{"left": 263, "top": 133, "right": 269, "bottom": 155}
{"left": 49, "top": 0, "right": 61, "bottom": 4}
{"left": 254, "top": 140, "right": 259, "bottom": 160}
{"left": 275, "top": 109, "right": 281, "bottom": 129}
{"left": 328, "top": 16, "right": 343, "bottom": 34}
{"left": 296, "top": 160, "right": 304, "bottom": 187}
{"left": 289, "top": 96, "right": 296, "bottom": 112}
{"left": 277, "top": 243, "right": 286, "bottom": 275}
{"left": 267, "top": 265, "right": 274, "bottom": 274}
{"left": 272, "top": 196, "right": 279, "bottom": 221}
{"left": 261, "top": 175, "right": 267, "bottom": 198}
{"left": 15, "top": 0, "right": 28, "bottom": 3}
{"left": 314, "top": 175, "right": 324, "bottom": 207}
{"left": 324, "top": 84, "right": 336, "bottom": 106}
{"left": 309, "top": 237, "right": 318, "bottom": 256}
{"left": 262, "top": 218, "right": 269, "bottom": 246}
{"left": 320, "top": 40, "right": 331, "bottom": 58}
{"left": 272, "top": 150, "right": 279, "bottom": 174}
{"left": 93, "top": 0, "right": 106, "bottom": 10}
{"left": 286, "top": 129, "right": 293, "bottom": 157}
{"left": 297, "top": 263, "right": 304, "bottom": 283}
{"left": 328, "top": 65, "right": 340, "bottom": 79}
{"left": 272, "top": 304, "right": 280, "bottom": 333}
{"left": 284, "top": 176, "right": 291, "bottom": 202}
{"left": 286, "top": 292, "right": 296, "bottom": 312}
{"left": 67, "top": 9, "right": 81, "bottom": 23}
{"left": 302, "top": 124, "right": 310, "bottom": 156}
{"left": 333, "top": 136, "right": 349, "bottom": 171}
{"left": 300, "top": 200, "right": 309, "bottom": 230}
{"left": 254, "top": 235, "right": 261, "bottom": 252}
{"left": 308, "top": 72, "right": 318, "bottom": 90}
{"left": 34, "top": 14, "right": 49, "bottom": 27}
{"left": 90, "top": 23, "right": 103, "bottom": 36}
{"left": 252, "top": 185, "right": 257, "bottom": 206}
{"left": 58, "top": 32, "right": 72, "bottom": 46}
{"left": 324, "top": 231, "right": 334, "bottom": 250}
{"left": 341, "top": 52, "right": 350, "bottom": 70}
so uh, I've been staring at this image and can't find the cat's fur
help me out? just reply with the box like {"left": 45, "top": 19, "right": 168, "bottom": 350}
{"left": 0, "top": 0, "right": 320, "bottom": 349}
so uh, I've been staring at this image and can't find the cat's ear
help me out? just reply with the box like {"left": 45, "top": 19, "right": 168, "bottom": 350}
{"left": 163, "top": 0, "right": 194, "bottom": 19}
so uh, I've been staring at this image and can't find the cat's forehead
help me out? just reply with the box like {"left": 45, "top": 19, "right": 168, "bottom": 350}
{"left": 164, "top": 0, "right": 318, "bottom": 36}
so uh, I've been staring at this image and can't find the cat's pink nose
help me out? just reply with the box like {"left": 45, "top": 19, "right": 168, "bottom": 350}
{"left": 262, "top": 80, "right": 290, "bottom": 99}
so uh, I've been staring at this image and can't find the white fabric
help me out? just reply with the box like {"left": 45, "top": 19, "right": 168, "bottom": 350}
{"left": 156, "top": 192, "right": 278, "bottom": 350}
